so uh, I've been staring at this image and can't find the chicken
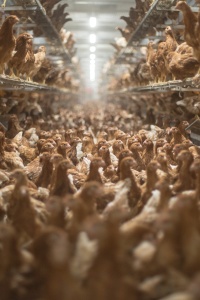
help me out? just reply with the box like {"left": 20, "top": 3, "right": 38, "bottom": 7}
{"left": 19, "top": 37, "right": 35, "bottom": 81}
{"left": 168, "top": 51, "right": 200, "bottom": 80}
{"left": 146, "top": 41, "right": 159, "bottom": 83}
{"left": 119, "top": 157, "right": 141, "bottom": 209}
{"left": 8, "top": 33, "right": 33, "bottom": 78}
{"left": 35, "top": 152, "right": 53, "bottom": 188}
{"left": 173, "top": 150, "right": 194, "bottom": 193}
{"left": 190, "top": 159, "right": 200, "bottom": 200}
{"left": 176, "top": 42, "right": 193, "bottom": 55}
{"left": 176, "top": 1, "right": 199, "bottom": 59}
{"left": 156, "top": 42, "right": 169, "bottom": 82}
{"left": 164, "top": 26, "right": 178, "bottom": 53}
{"left": 29, "top": 46, "right": 46, "bottom": 81}
{"left": 86, "top": 157, "right": 105, "bottom": 183}
{"left": 130, "top": 142, "right": 145, "bottom": 171}
{"left": 0, "top": 15, "right": 19, "bottom": 74}
{"left": 5, "top": 114, "right": 23, "bottom": 139}
{"left": 56, "top": 141, "right": 71, "bottom": 158}
{"left": 33, "top": 58, "right": 52, "bottom": 84}
{"left": 50, "top": 159, "right": 76, "bottom": 196}
{"left": 142, "top": 139, "right": 154, "bottom": 166}
{"left": 134, "top": 59, "right": 152, "bottom": 86}
{"left": 141, "top": 160, "right": 161, "bottom": 206}
{"left": 7, "top": 185, "right": 41, "bottom": 239}
{"left": 31, "top": 228, "right": 80, "bottom": 300}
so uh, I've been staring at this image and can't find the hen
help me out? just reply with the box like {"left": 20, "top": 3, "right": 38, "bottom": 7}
{"left": 29, "top": 46, "right": 46, "bottom": 81}
{"left": 164, "top": 26, "right": 178, "bottom": 53}
{"left": 168, "top": 51, "right": 200, "bottom": 80}
{"left": 0, "top": 15, "right": 19, "bottom": 74}
{"left": 19, "top": 37, "right": 35, "bottom": 81}
{"left": 33, "top": 58, "right": 52, "bottom": 84}
{"left": 146, "top": 41, "right": 159, "bottom": 83}
{"left": 176, "top": 1, "right": 200, "bottom": 61}
{"left": 162, "top": 26, "right": 178, "bottom": 77}
{"left": 156, "top": 42, "right": 169, "bottom": 82}
{"left": 176, "top": 1, "right": 198, "bottom": 46}
{"left": 8, "top": 33, "right": 33, "bottom": 78}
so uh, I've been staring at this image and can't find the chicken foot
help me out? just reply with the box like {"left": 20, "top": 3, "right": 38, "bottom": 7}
{"left": 0, "top": 65, "right": 5, "bottom": 76}
{"left": 9, "top": 68, "right": 16, "bottom": 79}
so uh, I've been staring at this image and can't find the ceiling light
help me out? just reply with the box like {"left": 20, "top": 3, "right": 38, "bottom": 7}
{"left": 90, "top": 34, "right": 96, "bottom": 44}
{"left": 90, "top": 70, "right": 95, "bottom": 82}
{"left": 90, "top": 46, "right": 96, "bottom": 53}
{"left": 90, "top": 17, "right": 96, "bottom": 28}
{"left": 90, "top": 54, "right": 95, "bottom": 60}
{"left": 90, "top": 60, "right": 95, "bottom": 67}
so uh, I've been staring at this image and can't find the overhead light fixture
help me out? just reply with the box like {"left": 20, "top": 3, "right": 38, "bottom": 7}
{"left": 90, "top": 53, "right": 95, "bottom": 60}
{"left": 90, "top": 17, "right": 96, "bottom": 28}
{"left": 90, "top": 59, "right": 95, "bottom": 64}
{"left": 90, "top": 58, "right": 95, "bottom": 82}
{"left": 90, "top": 69, "right": 95, "bottom": 82}
{"left": 90, "top": 34, "right": 96, "bottom": 44}
{"left": 90, "top": 46, "right": 96, "bottom": 53}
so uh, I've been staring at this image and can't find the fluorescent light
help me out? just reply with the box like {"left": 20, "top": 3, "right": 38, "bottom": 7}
{"left": 90, "top": 60, "right": 95, "bottom": 67}
{"left": 90, "top": 55, "right": 95, "bottom": 81}
{"left": 90, "top": 34, "right": 96, "bottom": 44}
{"left": 90, "top": 71, "right": 95, "bottom": 82}
{"left": 90, "top": 17, "right": 96, "bottom": 28}
{"left": 90, "top": 63, "right": 95, "bottom": 71}
{"left": 90, "top": 54, "right": 95, "bottom": 60}
{"left": 90, "top": 46, "right": 96, "bottom": 53}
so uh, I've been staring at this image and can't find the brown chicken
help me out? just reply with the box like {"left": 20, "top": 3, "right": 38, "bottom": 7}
{"left": 146, "top": 41, "right": 159, "bottom": 83}
{"left": 176, "top": 1, "right": 200, "bottom": 61}
{"left": 19, "top": 38, "right": 35, "bottom": 81}
{"left": 135, "top": 59, "right": 152, "bottom": 85}
{"left": 164, "top": 26, "right": 178, "bottom": 52}
{"left": 168, "top": 51, "right": 200, "bottom": 80}
{"left": 0, "top": 15, "right": 19, "bottom": 74}
{"left": 33, "top": 58, "right": 52, "bottom": 84}
{"left": 29, "top": 46, "right": 46, "bottom": 81}
{"left": 8, "top": 33, "right": 33, "bottom": 78}
{"left": 156, "top": 42, "right": 169, "bottom": 82}
{"left": 50, "top": 159, "right": 76, "bottom": 196}
{"left": 161, "top": 26, "right": 178, "bottom": 76}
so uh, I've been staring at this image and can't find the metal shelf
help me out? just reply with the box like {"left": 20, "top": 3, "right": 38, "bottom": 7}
{"left": 107, "top": 77, "right": 200, "bottom": 95}
{"left": 0, "top": 75, "right": 74, "bottom": 95}
{"left": 9, "top": 0, "right": 71, "bottom": 63}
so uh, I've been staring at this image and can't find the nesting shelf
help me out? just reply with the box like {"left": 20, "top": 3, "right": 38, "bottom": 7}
{"left": 0, "top": 75, "right": 72, "bottom": 95}
{"left": 108, "top": 76, "right": 200, "bottom": 95}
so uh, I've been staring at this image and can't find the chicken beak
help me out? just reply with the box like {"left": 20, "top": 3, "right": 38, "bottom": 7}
{"left": 14, "top": 16, "right": 19, "bottom": 23}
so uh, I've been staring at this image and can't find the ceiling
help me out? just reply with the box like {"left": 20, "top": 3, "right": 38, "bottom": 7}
{"left": 62, "top": 0, "right": 135, "bottom": 94}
